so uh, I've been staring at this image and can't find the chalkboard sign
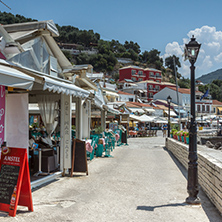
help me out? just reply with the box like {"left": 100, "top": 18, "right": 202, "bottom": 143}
{"left": 0, "top": 147, "right": 33, "bottom": 217}
{"left": 121, "top": 132, "right": 127, "bottom": 144}
{"left": 70, "top": 139, "right": 88, "bottom": 176}
{"left": 0, "top": 164, "right": 20, "bottom": 204}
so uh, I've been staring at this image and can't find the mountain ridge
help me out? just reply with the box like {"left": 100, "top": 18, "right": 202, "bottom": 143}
{"left": 197, "top": 68, "right": 222, "bottom": 84}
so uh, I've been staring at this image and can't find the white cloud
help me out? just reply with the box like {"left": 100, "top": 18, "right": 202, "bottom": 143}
{"left": 163, "top": 25, "right": 222, "bottom": 78}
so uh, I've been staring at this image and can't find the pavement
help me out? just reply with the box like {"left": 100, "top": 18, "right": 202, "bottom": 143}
{"left": 1, "top": 133, "right": 222, "bottom": 221}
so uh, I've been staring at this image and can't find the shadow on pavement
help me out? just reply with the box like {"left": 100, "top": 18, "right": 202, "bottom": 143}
{"left": 163, "top": 146, "right": 222, "bottom": 222}
{"left": 137, "top": 203, "right": 186, "bottom": 211}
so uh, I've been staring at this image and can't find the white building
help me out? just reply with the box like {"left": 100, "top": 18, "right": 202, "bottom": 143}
{"left": 153, "top": 87, "right": 212, "bottom": 116}
{"left": 117, "top": 91, "right": 135, "bottom": 102}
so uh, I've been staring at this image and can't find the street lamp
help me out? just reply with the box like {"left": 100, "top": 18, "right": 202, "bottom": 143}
{"left": 184, "top": 35, "right": 201, "bottom": 204}
{"left": 167, "top": 95, "right": 172, "bottom": 137}
{"left": 187, "top": 111, "right": 190, "bottom": 129}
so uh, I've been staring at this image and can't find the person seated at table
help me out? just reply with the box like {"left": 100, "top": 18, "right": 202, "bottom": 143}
{"left": 29, "top": 131, "right": 36, "bottom": 149}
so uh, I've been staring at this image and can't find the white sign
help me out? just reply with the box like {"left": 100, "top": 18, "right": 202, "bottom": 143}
{"left": 61, "top": 94, "right": 71, "bottom": 169}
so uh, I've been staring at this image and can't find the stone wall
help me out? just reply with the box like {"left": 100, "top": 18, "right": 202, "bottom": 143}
{"left": 166, "top": 138, "right": 222, "bottom": 215}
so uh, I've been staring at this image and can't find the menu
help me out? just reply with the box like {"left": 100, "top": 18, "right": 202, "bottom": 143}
{"left": 0, "top": 164, "right": 20, "bottom": 204}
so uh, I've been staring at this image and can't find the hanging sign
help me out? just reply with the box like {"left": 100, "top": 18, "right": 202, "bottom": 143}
{"left": 0, "top": 147, "right": 33, "bottom": 217}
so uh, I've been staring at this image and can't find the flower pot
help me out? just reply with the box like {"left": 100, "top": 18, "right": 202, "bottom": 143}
{"left": 186, "top": 137, "right": 189, "bottom": 144}
{"left": 181, "top": 136, "right": 184, "bottom": 142}
{"left": 184, "top": 136, "right": 187, "bottom": 144}
{"left": 170, "top": 134, "right": 173, "bottom": 138}
{"left": 177, "top": 136, "right": 180, "bottom": 141}
{"left": 173, "top": 135, "right": 177, "bottom": 139}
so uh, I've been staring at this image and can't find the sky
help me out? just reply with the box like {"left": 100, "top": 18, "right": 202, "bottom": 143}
{"left": 1, "top": 0, "right": 222, "bottom": 78}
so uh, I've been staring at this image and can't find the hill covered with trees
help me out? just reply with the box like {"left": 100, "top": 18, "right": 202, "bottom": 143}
{"left": 197, "top": 69, "right": 222, "bottom": 84}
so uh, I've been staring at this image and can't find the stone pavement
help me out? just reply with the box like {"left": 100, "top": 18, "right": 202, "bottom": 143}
{"left": 1, "top": 135, "right": 222, "bottom": 221}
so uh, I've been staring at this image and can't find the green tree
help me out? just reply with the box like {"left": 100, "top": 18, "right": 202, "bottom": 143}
{"left": 140, "top": 49, "right": 163, "bottom": 70}
{"left": 165, "top": 55, "right": 181, "bottom": 79}
{"left": 178, "top": 77, "right": 190, "bottom": 88}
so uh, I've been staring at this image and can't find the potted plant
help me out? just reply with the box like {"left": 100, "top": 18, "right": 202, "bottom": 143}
{"left": 172, "top": 129, "right": 178, "bottom": 139}
{"left": 185, "top": 132, "right": 189, "bottom": 144}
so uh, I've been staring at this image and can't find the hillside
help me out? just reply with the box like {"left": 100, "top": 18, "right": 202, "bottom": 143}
{"left": 197, "top": 69, "right": 222, "bottom": 84}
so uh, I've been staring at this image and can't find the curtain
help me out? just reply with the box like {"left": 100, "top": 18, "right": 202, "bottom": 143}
{"left": 36, "top": 95, "right": 59, "bottom": 138}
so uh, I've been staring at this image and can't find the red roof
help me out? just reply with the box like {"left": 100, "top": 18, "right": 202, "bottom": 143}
{"left": 168, "top": 87, "right": 201, "bottom": 94}
{"left": 126, "top": 102, "right": 152, "bottom": 108}
{"left": 212, "top": 100, "right": 222, "bottom": 105}
{"left": 118, "top": 91, "right": 134, "bottom": 96}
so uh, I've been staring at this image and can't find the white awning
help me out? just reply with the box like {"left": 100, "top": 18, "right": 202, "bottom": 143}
{"left": 0, "top": 64, "right": 34, "bottom": 90}
{"left": 130, "top": 107, "right": 145, "bottom": 114}
{"left": 143, "top": 108, "right": 155, "bottom": 113}
{"left": 105, "top": 91, "right": 119, "bottom": 97}
{"left": 43, "top": 76, "right": 89, "bottom": 99}
{"left": 137, "top": 114, "right": 154, "bottom": 122}
{"left": 129, "top": 114, "right": 141, "bottom": 121}
{"left": 103, "top": 105, "right": 120, "bottom": 115}
{"left": 164, "top": 110, "right": 177, "bottom": 117}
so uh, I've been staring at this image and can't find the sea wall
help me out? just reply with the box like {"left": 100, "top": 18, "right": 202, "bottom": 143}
{"left": 166, "top": 138, "right": 222, "bottom": 214}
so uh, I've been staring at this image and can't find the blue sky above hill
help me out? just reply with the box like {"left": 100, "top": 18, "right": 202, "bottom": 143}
{"left": 2, "top": 0, "right": 222, "bottom": 78}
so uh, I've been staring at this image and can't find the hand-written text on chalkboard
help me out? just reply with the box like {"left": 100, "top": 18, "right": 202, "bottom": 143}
{"left": 0, "top": 164, "right": 20, "bottom": 204}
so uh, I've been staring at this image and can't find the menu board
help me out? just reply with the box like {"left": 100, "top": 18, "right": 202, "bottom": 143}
{"left": 0, "top": 164, "right": 20, "bottom": 204}
{"left": 0, "top": 147, "right": 33, "bottom": 217}
{"left": 70, "top": 139, "right": 88, "bottom": 176}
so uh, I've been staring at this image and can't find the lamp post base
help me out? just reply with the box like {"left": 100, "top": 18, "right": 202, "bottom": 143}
{"left": 186, "top": 196, "right": 201, "bottom": 205}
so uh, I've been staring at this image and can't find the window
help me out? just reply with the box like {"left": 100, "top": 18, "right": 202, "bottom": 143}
{"left": 149, "top": 72, "right": 154, "bottom": 77}
{"left": 149, "top": 85, "right": 153, "bottom": 90}
{"left": 148, "top": 93, "right": 153, "bottom": 98}
{"left": 156, "top": 80, "right": 160, "bottom": 83}
{"left": 197, "top": 105, "right": 200, "bottom": 112}
{"left": 206, "top": 106, "right": 210, "bottom": 112}
{"left": 131, "top": 77, "right": 136, "bottom": 81}
{"left": 129, "top": 98, "right": 133, "bottom": 102}
{"left": 155, "top": 85, "right": 160, "bottom": 91}
{"left": 202, "top": 105, "right": 205, "bottom": 112}
{"left": 139, "top": 78, "right": 143, "bottom": 81}
{"left": 138, "top": 70, "right": 143, "bottom": 75}
{"left": 131, "top": 70, "right": 136, "bottom": 75}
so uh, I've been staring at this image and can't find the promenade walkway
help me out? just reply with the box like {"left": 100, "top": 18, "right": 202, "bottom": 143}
{"left": 2, "top": 135, "right": 222, "bottom": 221}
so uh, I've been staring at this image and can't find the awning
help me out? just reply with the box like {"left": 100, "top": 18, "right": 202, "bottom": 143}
{"left": 43, "top": 76, "right": 90, "bottom": 99}
{"left": 143, "top": 108, "right": 155, "bottom": 113}
{"left": 153, "top": 117, "right": 168, "bottom": 124}
{"left": 130, "top": 108, "right": 145, "bottom": 114}
{"left": 105, "top": 91, "right": 119, "bottom": 97}
{"left": 0, "top": 64, "right": 34, "bottom": 90}
{"left": 137, "top": 114, "right": 154, "bottom": 122}
{"left": 103, "top": 105, "right": 120, "bottom": 115}
{"left": 129, "top": 114, "right": 141, "bottom": 121}
{"left": 164, "top": 110, "right": 177, "bottom": 117}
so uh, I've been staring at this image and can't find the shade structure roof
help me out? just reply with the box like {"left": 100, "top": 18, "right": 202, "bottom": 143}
{"left": 0, "top": 61, "right": 34, "bottom": 90}
{"left": 42, "top": 76, "right": 90, "bottom": 99}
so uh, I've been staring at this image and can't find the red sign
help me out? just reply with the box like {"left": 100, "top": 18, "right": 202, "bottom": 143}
{"left": 0, "top": 147, "right": 33, "bottom": 217}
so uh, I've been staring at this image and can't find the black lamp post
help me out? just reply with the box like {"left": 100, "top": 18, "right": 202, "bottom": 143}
{"left": 185, "top": 36, "right": 201, "bottom": 204}
{"left": 184, "top": 35, "right": 201, "bottom": 204}
{"left": 167, "top": 95, "right": 172, "bottom": 137}
{"left": 201, "top": 115, "right": 203, "bottom": 127}
{"left": 187, "top": 111, "right": 190, "bottom": 129}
